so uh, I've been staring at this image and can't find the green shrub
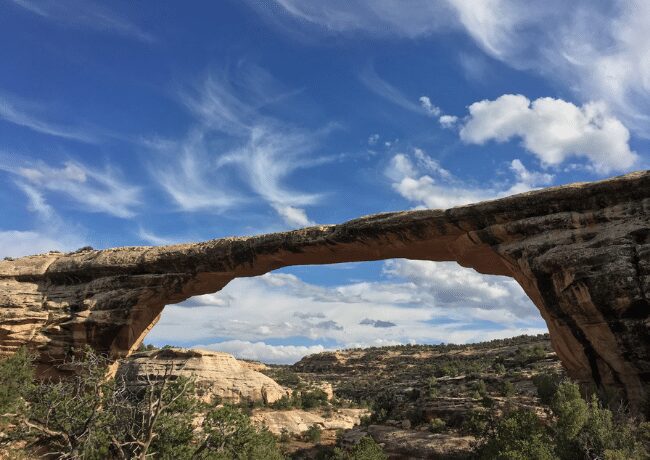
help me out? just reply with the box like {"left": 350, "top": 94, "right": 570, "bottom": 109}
{"left": 462, "top": 409, "right": 489, "bottom": 435}
{"left": 0, "top": 347, "right": 33, "bottom": 424}
{"left": 348, "top": 436, "right": 388, "bottom": 459}
{"left": 429, "top": 418, "right": 446, "bottom": 433}
{"left": 500, "top": 380, "right": 515, "bottom": 397}
{"left": 533, "top": 373, "right": 560, "bottom": 404}
{"left": 305, "top": 423, "right": 322, "bottom": 443}
{"left": 196, "top": 404, "right": 283, "bottom": 459}
{"left": 492, "top": 362, "right": 507, "bottom": 374}
{"left": 301, "top": 388, "right": 329, "bottom": 409}
{"left": 473, "top": 379, "right": 488, "bottom": 398}
{"left": 478, "top": 409, "right": 554, "bottom": 460}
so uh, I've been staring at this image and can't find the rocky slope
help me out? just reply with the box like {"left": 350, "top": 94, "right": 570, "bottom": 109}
{"left": 117, "top": 347, "right": 287, "bottom": 404}
{"left": 283, "top": 334, "right": 565, "bottom": 458}
{"left": 0, "top": 170, "right": 648, "bottom": 407}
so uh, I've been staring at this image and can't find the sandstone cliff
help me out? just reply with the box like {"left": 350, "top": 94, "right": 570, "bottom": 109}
{"left": 0, "top": 170, "right": 648, "bottom": 407}
{"left": 117, "top": 348, "right": 287, "bottom": 404}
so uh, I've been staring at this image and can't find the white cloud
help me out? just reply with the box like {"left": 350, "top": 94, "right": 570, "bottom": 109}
{"left": 0, "top": 230, "right": 85, "bottom": 258}
{"left": 148, "top": 66, "right": 324, "bottom": 227}
{"left": 387, "top": 148, "right": 554, "bottom": 209}
{"left": 0, "top": 94, "right": 97, "bottom": 143}
{"left": 14, "top": 182, "right": 55, "bottom": 221}
{"left": 199, "top": 340, "right": 326, "bottom": 365}
{"left": 368, "top": 133, "right": 380, "bottom": 145}
{"left": 459, "top": 94, "right": 637, "bottom": 173}
{"left": 9, "top": 0, "right": 155, "bottom": 43}
{"left": 439, "top": 115, "right": 458, "bottom": 128}
{"left": 136, "top": 227, "right": 184, "bottom": 246}
{"left": 0, "top": 158, "right": 141, "bottom": 218}
{"left": 419, "top": 96, "right": 441, "bottom": 117}
{"left": 272, "top": 204, "right": 314, "bottom": 227}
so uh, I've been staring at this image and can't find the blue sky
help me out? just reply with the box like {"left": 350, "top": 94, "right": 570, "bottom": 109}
{"left": 1, "top": 0, "right": 648, "bottom": 363}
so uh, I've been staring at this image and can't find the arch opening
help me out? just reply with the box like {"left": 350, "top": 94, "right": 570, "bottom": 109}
{"left": 140, "top": 260, "right": 548, "bottom": 365}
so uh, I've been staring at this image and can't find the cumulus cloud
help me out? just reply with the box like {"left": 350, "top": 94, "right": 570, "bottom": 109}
{"left": 146, "top": 260, "right": 546, "bottom": 363}
{"left": 387, "top": 148, "right": 552, "bottom": 210}
{"left": 199, "top": 340, "right": 326, "bottom": 364}
{"left": 0, "top": 158, "right": 141, "bottom": 218}
{"left": 459, "top": 94, "right": 637, "bottom": 173}
{"left": 147, "top": 65, "right": 324, "bottom": 227}
{"left": 439, "top": 115, "right": 458, "bottom": 128}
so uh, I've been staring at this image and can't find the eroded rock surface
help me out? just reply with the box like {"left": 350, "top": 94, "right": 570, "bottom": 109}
{"left": 0, "top": 171, "right": 648, "bottom": 406}
{"left": 117, "top": 348, "right": 287, "bottom": 404}
{"left": 251, "top": 408, "right": 369, "bottom": 435}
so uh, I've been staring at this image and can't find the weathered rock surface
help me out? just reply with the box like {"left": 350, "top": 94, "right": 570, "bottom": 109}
{"left": 117, "top": 348, "right": 287, "bottom": 404}
{"left": 0, "top": 171, "right": 648, "bottom": 406}
{"left": 341, "top": 425, "right": 474, "bottom": 459}
{"left": 251, "top": 408, "right": 368, "bottom": 435}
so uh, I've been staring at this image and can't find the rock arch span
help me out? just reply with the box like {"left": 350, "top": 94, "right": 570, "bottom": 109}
{"left": 0, "top": 171, "right": 648, "bottom": 406}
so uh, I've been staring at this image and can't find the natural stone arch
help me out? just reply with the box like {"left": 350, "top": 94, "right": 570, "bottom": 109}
{"left": 0, "top": 170, "right": 648, "bottom": 407}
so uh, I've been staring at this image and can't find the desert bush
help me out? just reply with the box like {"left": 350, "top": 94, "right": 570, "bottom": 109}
{"left": 478, "top": 409, "right": 554, "bottom": 460}
{"left": 533, "top": 372, "right": 561, "bottom": 404}
{"left": 305, "top": 423, "right": 322, "bottom": 443}
{"left": 477, "top": 377, "right": 649, "bottom": 460}
{"left": 0, "top": 347, "right": 33, "bottom": 425}
{"left": 429, "top": 418, "right": 446, "bottom": 433}
{"left": 462, "top": 409, "right": 489, "bottom": 435}
{"left": 512, "top": 345, "right": 546, "bottom": 367}
{"left": 195, "top": 404, "right": 283, "bottom": 459}
{"left": 0, "top": 348, "right": 285, "bottom": 459}
{"left": 329, "top": 436, "right": 387, "bottom": 460}
{"left": 500, "top": 380, "right": 515, "bottom": 397}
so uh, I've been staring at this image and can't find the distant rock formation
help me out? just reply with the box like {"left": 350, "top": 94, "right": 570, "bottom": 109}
{"left": 0, "top": 170, "right": 648, "bottom": 407}
{"left": 118, "top": 348, "right": 287, "bottom": 404}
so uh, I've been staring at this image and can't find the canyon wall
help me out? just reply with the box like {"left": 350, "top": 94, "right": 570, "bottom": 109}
{"left": 0, "top": 171, "right": 648, "bottom": 406}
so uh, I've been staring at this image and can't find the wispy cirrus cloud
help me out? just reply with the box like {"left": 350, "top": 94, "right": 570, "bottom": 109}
{"left": 0, "top": 94, "right": 99, "bottom": 143}
{"left": 0, "top": 157, "right": 141, "bottom": 218}
{"left": 9, "top": 0, "right": 155, "bottom": 43}
{"left": 358, "top": 65, "right": 425, "bottom": 114}
{"left": 147, "top": 64, "right": 327, "bottom": 227}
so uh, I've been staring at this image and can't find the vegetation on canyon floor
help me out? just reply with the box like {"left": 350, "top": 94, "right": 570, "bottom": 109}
{"left": 0, "top": 335, "right": 649, "bottom": 459}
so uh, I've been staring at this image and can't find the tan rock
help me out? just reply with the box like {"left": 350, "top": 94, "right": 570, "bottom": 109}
{"left": 118, "top": 348, "right": 287, "bottom": 404}
{"left": 0, "top": 170, "right": 648, "bottom": 407}
{"left": 342, "top": 425, "right": 475, "bottom": 459}
{"left": 251, "top": 408, "right": 368, "bottom": 435}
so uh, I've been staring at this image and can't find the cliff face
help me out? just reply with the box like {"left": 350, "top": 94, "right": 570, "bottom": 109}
{"left": 118, "top": 348, "right": 287, "bottom": 404}
{"left": 0, "top": 171, "right": 648, "bottom": 406}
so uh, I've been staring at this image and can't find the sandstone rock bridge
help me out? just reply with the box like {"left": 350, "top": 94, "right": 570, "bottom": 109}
{"left": 1, "top": 171, "right": 649, "bottom": 406}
